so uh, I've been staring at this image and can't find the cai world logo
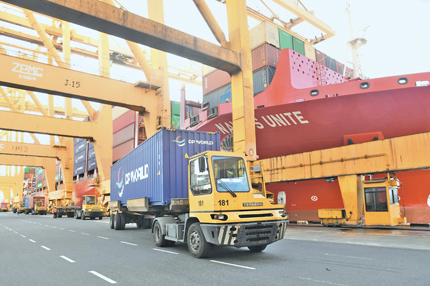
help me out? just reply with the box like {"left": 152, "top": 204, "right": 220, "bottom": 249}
{"left": 172, "top": 136, "right": 185, "bottom": 147}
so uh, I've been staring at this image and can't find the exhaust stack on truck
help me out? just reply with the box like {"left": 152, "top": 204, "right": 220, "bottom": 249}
{"left": 109, "top": 128, "right": 287, "bottom": 258}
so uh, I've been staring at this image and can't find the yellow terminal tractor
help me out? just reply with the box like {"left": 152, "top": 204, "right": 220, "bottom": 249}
{"left": 74, "top": 195, "right": 104, "bottom": 220}
{"left": 109, "top": 128, "right": 287, "bottom": 258}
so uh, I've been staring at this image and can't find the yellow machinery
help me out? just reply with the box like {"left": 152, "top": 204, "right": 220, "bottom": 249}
{"left": 74, "top": 195, "right": 104, "bottom": 220}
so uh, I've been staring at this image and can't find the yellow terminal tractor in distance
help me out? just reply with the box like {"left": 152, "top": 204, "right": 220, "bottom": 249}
{"left": 109, "top": 128, "right": 287, "bottom": 258}
{"left": 74, "top": 195, "right": 104, "bottom": 220}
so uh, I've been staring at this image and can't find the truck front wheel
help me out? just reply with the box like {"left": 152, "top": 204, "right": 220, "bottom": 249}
{"left": 153, "top": 221, "right": 167, "bottom": 247}
{"left": 248, "top": 245, "right": 267, "bottom": 252}
{"left": 187, "top": 223, "right": 210, "bottom": 258}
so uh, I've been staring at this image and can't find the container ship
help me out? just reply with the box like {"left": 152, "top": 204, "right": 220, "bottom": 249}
{"left": 182, "top": 21, "right": 430, "bottom": 225}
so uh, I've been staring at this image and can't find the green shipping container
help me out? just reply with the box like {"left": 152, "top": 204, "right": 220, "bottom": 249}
{"left": 37, "top": 181, "right": 43, "bottom": 189}
{"left": 171, "top": 114, "right": 180, "bottom": 129}
{"left": 24, "top": 167, "right": 30, "bottom": 174}
{"left": 279, "top": 29, "right": 293, "bottom": 50}
{"left": 293, "top": 37, "right": 305, "bottom": 56}
{"left": 55, "top": 173, "right": 60, "bottom": 183}
{"left": 171, "top": 101, "right": 180, "bottom": 116}
{"left": 37, "top": 168, "right": 44, "bottom": 176}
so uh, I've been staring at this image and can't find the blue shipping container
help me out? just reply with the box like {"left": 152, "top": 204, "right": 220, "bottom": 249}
{"left": 88, "top": 147, "right": 96, "bottom": 160}
{"left": 87, "top": 157, "right": 97, "bottom": 172}
{"left": 73, "top": 160, "right": 86, "bottom": 176}
{"left": 74, "top": 140, "right": 86, "bottom": 154}
{"left": 25, "top": 198, "right": 29, "bottom": 209}
{"left": 253, "top": 66, "right": 276, "bottom": 95}
{"left": 74, "top": 149, "right": 87, "bottom": 164}
{"left": 111, "top": 128, "right": 220, "bottom": 206}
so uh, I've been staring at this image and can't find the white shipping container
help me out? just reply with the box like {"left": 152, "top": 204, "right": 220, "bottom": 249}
{"left": 249, "top": 22, "right": 280, "bottom": 50}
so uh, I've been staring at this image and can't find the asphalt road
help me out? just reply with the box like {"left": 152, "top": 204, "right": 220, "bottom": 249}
{"left": 1, "top": 212, "right": 429, "bottom": 286}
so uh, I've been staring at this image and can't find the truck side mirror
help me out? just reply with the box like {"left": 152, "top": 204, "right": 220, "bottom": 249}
{"left": 199, "top": 156, "right": 206, "bottom": 173}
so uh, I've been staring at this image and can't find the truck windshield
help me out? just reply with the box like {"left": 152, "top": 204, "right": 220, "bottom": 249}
{"left": 36, "top": 202, "right": 43, "bottom": 207}
{"left": 212, "top": 156, "right": 250, "bottom": 193}
{"left": 85, "top": 196, "right": 96, "bottom": 205}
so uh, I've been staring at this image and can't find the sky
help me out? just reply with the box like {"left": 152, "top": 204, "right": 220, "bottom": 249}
{"left": 1, "top": 0, "right": 430, "bottom": 200}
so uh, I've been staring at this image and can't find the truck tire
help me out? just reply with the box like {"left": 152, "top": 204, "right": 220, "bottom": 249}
{"left": 99, "top": 216, "right": 103, "bottom": 220}
{"left": 120, "top": 213, "right": 126, "bottom": 230}
{"left": 114, "top": 213, "right": 122, "bottom": 230}
{"left": 75, "top": 211, "right": 79, "bottom": 219}
{"left": 110, "top": 214, "right": 115, "bottom": 229}
{"left": 248, "top": 245, "right": 267, "bottom": 252}
{"left": 31, "top": 210, "right": 35, "bottom": 215}
{"left": 153, "top": 220, "right": 168, "bottom": 247}
{"left": 90, "top": 217, "right": 95, "bottom": 220}
{"left": 187, "top": 223, "right": 210, "bottom": 258}
{"left": 81, "top": 211, "right": 85, "bottom": 220}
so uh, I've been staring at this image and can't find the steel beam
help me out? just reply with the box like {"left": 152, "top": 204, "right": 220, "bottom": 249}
{"left": 0, "top": 53, "right": 158, "bottom": 112}
{"left": 1, "top": 0, "right": 241, "bottom": 73}
{"left": 0, "top": 141, "right": 66, "bottom": 158}
{"left": 0, "top": 154, "right": 56, "bottom": 193}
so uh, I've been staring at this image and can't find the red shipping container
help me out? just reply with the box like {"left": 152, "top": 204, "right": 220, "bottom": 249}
{"left": 202, "top": 69, "right": 231, "bottom": 96}
{"left": 113, "top": 110, "right": 136, "bottom": 133}
{"left": 113, "top": 123, "right": 135, "bottom": 147}
{"left": 252, "top": 43, "right": 280, "bottom": 72}
{"left": 113, "top": 139, "right": 134, "bottom": 162}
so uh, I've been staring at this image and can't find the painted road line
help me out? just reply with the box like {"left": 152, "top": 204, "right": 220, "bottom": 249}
{"left": 325, "top": 253, "right": 372, "bottom": 260}
{"left": 59, "top": 228, "right": 64, "bottom": 230}
{"left": 44, "top": 225, "right": 49, "bottom": 227}
{"left": 97, "top": 236, "right": 109, "bottom": 240}
{"left": 82, "top": 233, "right": 89, "bottom": 235}
{"left": 38, "top": 223, "right": 43, "bottom": 225}
{"left": 51, "top": 226, "right": 57, "bottom": 228}
{"left": 120, "top": 241, "right": 137, "bottom": 246}
{"left": 89, "top": 271, "right": 117, "bottom": 284}
{"left": 210, "top": 260, "right": 255, "bottom": 270}
{"left": 60, "top": 256, "right": 75, "bottom": 263}
{"left": 41, "top": 246, "right": 51, "bottom": 251}
{"left": 20, "top": 234, "right": 26, "bottom": 238}
{"left": 69, "top": 230, "right": 76, "bottom": 233}
{"left": 299, "top": 277, "right": 347, "bottom": 286}
{"left": 152, "top": 248, "right": 178, "bottom": 255}
{"left": 29, "top": 239, "right": 36, "bottom": 243}
{"left": 14, "top": 231, "right": 18, "bottom": 234}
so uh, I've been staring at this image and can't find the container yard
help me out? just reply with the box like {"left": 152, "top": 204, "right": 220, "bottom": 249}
{"left": 0, "top": 0, "right": 429, "bottom": 285}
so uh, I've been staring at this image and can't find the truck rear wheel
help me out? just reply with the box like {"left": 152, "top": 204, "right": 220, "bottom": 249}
{"left": 248, "top": 245, "right": 267, "bottom": 252}
{"left": 114, "top": 213, "right": 122, "bottom": 230}
{"left": 110, "top": 214, "right": 115, "bottom": 229}
{"left": 81, "top": 211, "right": 85, "bottom": 220}
{"left": 187, "top": 223, "right": 210, "bottom": 258}
{"left": 75, "top": 211, "right": 79, "bottom": 219}
{"left": 153, "top": 221, "right": 167, "bottom": 247}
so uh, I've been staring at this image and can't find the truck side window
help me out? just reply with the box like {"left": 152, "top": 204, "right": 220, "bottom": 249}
{"left": 190, "top": 157, "right": 212, "bottom": 195}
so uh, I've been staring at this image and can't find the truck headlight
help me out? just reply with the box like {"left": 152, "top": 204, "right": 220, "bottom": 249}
{"left": 211, "top": 214, "right": 228, "bottom": 221}
{"left": 279, "top": 210, "right": 287, "bottom": 218}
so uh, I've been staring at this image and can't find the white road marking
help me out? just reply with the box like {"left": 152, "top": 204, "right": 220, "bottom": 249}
{"left": 29, "top": 239, "right": 35, "bottom": 243}
{"left": 44, "top": 225, "right": 49, "bottom": 227}
{"left": 120, "top": 241, "right": 137, "bottom": 246}
{"left": 41, "top": 246, "right": 51, "bottom": 251}
{"left": 59, "top": 228, "right": 64, "bottom": 230}
{"left": 97, "top": 236, "right": 109, "bottom": 240}
{"left": 69, "top": 230, "right": 76, "bottom": 233}
{"left": 51, "top": 226, "right": 57, "bottom": 228}
{"left": 325, "top": 253, "right": 371, "bottom": 260}
{"left": 38, "top": 223, "right": 43, "bottom": 225}
{"left": 299, "top": 277, "right": 347, "bottom": 286}
{"left": 60, "top": 256, "right": 75, "bottom": 263}
{"left": 152, "top": 248, "right": 178, "bottom": 255}
{"left": 210, "top": 260, "right": 255, "bottom": 270}
{"left": 82, "top": 233, "right": 89, "bottom": 235}
{"left": 20, "top": 234, "right": 26, "bottom": 238}
{"left": 13, "top": 231, "right": 18, "bottom": 234}
{"left": 89, "top": 271, "right": 117, "bottom": 284}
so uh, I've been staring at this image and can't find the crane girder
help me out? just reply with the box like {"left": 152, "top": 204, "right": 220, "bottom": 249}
{"left": 0, "top": 53, "right": 158, "bottom": 112}
{"left": 0, "top": 141, "right": 66, "bottom": 158}
{"left": 0, "top": 154, "right": 56, "bottom": 193}
{"left": 1, "top": 0, "right": 241, "bottom": 73}
{"left": 256, "top": 132, "right": 430, "bottom": 184}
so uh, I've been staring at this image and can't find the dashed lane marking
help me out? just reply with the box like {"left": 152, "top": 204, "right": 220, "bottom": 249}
{"left": 59, "top": 228, "right": 64, "bottom": 230}
{"left": 325, "top": 253, "right": 372, "bottom": 260}
{"left": 120, "top": 241, "right": 137, "bottom": 246}
{"left": 210, "top": 260, "right": 255, "bottom": 270}
{"left": 29, "top": 239, "right": 36, "bottom": 243}
{"left": 97, "top": 236, "right": 109, "bottom": 240}
{"left": 152, "top": 248, "right": 178, "bottom": 255}
{"left": 20, "top": 234, "right": 26, "bottom": 238}
{"left": 69, "top": 230, "right": 76, "bottom": 233}
{"left": 41, "top": 246, "right": 51, "bottom": 251}
{"left": 60, "top": 256, "right": 75, "bottom": 263}
{"left": 82, "top": 233, "right": 89, "bottom": 235}
{"left": 89, "top": 271, "right": 117, "bottom": 284}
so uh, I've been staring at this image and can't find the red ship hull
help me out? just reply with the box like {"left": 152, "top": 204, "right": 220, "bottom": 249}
{"left": 193, "top": 49, "right": 430, "bottom": 224}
